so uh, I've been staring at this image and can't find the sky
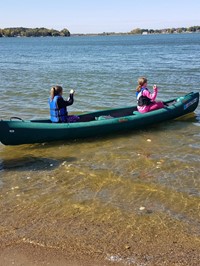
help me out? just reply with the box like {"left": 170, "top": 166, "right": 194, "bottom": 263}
{"left": 1, "top": 0, "right": 200, "bottom": 34}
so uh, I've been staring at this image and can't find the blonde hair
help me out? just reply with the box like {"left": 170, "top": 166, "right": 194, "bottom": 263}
{"left": 136, "top": 77, "right": 147, "bottom": 92}
{"left": 50, "top": 85, "right": 63, "bottom": 100}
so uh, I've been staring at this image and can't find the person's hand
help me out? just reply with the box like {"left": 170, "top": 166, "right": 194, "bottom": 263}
{"left": 70, "top": 89, "right": 75, "bottom": 94}
{"left": 153, "top": 84, "right": 157, "bottom": 90}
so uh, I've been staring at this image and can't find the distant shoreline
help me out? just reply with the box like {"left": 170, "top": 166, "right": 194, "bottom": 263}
{"left": 71, "top": 31, "right": 199, "bottom": 37}
{"left": 0, "top": 26, "right": 199, "bottom": 37}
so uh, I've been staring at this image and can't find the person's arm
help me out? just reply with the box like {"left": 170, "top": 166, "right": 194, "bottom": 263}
{"left": 143, "top": 86, "right": 158, "bottom": 101}
{"left": 57, "top": 91, "right": 74, "bottom": 108}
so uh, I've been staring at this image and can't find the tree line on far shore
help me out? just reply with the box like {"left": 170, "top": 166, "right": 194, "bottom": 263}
{"left": 0, "top": 27, "right": 70, "bottom": 37}
{"left": 130, "top": 26, "right": 200, "bottom": 35}
{"left": 0, "top": 26, "right": 200, "bottom": 37}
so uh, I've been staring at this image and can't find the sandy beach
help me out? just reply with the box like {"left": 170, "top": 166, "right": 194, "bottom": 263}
{"left": 0, "top": 243, "right": 106, "bottom": 266}
{"left": 1, "top": 239, "right": 200, "bottom": 266}
{"left": 1, "top": 211, "right": 200, "bottom": 266}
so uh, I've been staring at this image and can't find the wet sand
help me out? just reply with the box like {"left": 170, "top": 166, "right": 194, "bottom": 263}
{"left": 0, "top": 244, "right": 104, "bottom": 266}
{"left": 1, "top": 212, "right": 200, "bottom": 266}
{"left": 0, "top": 237, "right": 200, "bottom": 266}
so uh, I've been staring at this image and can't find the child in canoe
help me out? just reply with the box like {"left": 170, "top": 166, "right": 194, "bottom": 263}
{"left": 136, "top": 77, "right": 165, "bottom": 113}
{"left": 49, "top": 85, "right": 79, "bottom": 123}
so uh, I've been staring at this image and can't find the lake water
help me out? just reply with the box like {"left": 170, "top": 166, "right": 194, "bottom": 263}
{"left": 0, "top": 34, "right": 200, "bottom": 264}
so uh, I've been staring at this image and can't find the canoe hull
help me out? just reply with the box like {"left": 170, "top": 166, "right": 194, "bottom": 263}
{"left": 0, "top": 92, "right": 199, "bottom": 145}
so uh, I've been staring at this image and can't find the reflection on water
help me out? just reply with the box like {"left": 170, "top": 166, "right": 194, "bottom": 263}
{"left": 0, "top": 117, "right": 200, "bottom": 263}
{"left": 0, "top": 155, "right": 77, "bottom": 171}
{"left": 0, "top": 156, "right": 63, "bottom": 171}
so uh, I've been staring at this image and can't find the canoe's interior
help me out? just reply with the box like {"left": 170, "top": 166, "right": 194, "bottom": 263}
{"left": 30, "top": 99, "right": 176, "bottom": 124}
{"left": 31, "top": 106, "right": 137, "bottom": 123}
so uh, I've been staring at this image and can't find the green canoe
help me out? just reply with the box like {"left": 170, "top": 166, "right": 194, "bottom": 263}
{"left": 0, "top": 92, "right": 199, "bottom": 146}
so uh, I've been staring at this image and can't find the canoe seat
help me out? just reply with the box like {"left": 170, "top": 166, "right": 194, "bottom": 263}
{"left": 95, "top": 115, "right": 113, "bottom": 120}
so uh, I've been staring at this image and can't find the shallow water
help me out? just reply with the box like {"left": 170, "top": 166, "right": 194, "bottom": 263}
{"left": 0, "top": 34, "right": 200, "bottom": 264}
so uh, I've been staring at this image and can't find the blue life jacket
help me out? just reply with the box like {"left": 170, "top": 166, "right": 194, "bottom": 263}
{"left": 136, "top": 88, "right": 151, "bottom": 106}
{"left": 49, "top": 96, "right": 68, "bottom": 123}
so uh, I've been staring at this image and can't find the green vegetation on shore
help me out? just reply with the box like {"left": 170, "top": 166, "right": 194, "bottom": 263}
{"left": 129, "top": 25, "right": 200, "bottom": 35}
{"left": 73, "top": 25, "right": 200, "bottom": 36}
{"left": 0, "top": 27, "right": 70, "bottom": 37}
{"left": 0, "top": 26, "right": 199, "bottom": 37}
